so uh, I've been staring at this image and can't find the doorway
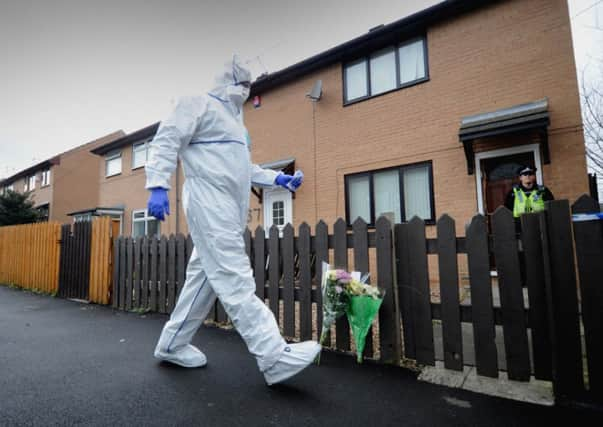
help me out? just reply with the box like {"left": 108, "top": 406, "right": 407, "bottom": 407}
{"left": 475, "top": 144, "right": 543, "bottom": 215}
{"left": 263, "top": 188, "right": 292, "bottom": 236}
{"left": 480, "top": 152, "right": 534, "bottom": 216}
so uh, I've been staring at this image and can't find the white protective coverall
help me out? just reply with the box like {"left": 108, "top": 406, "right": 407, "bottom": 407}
{"left": 145, "top": 56, "right": 320, "bottom": 383}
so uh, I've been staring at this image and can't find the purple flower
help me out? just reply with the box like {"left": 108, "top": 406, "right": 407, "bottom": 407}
{"left": 335, "top": 286, "right": 343, "bottom": 294}
{"left": 336, "top": 270, "right": 352, "bottom": 281}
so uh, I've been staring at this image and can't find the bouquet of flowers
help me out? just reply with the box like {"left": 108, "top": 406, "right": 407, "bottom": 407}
{"left": 318, "top": 262, "right": 385, "bottom": 363}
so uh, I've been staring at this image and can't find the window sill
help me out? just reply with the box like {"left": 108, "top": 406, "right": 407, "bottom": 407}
{"left": 105, "top": 172, "right": 122, "bottom": 179}
{"left": 343, "top": 76, "right": 430, "bottom": 107}
{"left": 131, "top": 165, "right": 146, "bottom": 171}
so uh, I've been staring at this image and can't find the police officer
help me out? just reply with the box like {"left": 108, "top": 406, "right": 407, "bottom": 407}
{"left": 504, "top": 165, "right": 554, "bottom": 218}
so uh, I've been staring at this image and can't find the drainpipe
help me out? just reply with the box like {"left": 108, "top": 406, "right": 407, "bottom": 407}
{"left": 175, "top": 160, "right": 180, "bottom": 234}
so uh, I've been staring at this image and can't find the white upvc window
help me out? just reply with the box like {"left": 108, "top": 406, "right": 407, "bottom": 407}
{"left": 132, "top": 140, "right": 150, "bottom": 170}
{"left": 346, "top": 162, "right": 434, "bottom": 226}
{"left": 343, "top": 36, "right": 428, "bottom": 103}
{"left": 105, "top": 150, "right": 122, "bottom": 177}
{"left": 41, "top": 169, "right": 51, "bottom": 186}
{"left": 132, "top": 209, "right": 160, "bottom": 238}
{"left": 27, "top": 175, "right": 36, "bottom": 191}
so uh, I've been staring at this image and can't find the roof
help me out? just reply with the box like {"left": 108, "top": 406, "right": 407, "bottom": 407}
{"left": 0, "top": 157, "right": 60, "bottom": 186}
{"left": 250, "top": 0, "right": 496, "bottom": 96}
{"left": 0, "top": 130, "right": 125, "bottom": 186}
{"left": 91, "top": 123, "right": 160, "bottom": 156}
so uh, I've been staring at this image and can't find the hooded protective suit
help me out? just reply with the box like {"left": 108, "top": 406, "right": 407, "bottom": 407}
{"left": 146, "top": 56, "right": 320, "bottom": 378}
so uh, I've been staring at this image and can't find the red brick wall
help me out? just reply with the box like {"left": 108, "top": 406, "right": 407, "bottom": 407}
{"left": 245, "top": 0, "right": 587, "bottom": 238}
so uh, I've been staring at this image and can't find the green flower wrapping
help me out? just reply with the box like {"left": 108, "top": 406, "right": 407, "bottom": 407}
{"left": 346, "top": 295, "right": 383, "bottom": 363}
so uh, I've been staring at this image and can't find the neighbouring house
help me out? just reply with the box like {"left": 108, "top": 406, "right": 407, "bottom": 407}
{"left": 1, "top": 157, "right": 58, "bottom": 222}
{"left": 90, "top": 123, "right": 189, "bottom": 238}
{"left": 91, "top": 0, "right": 588, "bottom": 246}
{"left": 1, "top": 131, "right": 125, "bottom": 224}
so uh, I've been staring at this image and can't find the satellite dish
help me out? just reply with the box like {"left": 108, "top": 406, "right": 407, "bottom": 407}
{"left": 307, "top": 80, "right": 322, "bottom": 101}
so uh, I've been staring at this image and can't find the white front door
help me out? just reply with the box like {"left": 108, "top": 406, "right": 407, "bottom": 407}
{"left": 263, "top": 188, "right": 292, "bottom": 235}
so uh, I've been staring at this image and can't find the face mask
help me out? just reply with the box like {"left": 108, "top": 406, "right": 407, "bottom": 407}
{"left": 226, "top": 84, "right": 249, "bottom": 107}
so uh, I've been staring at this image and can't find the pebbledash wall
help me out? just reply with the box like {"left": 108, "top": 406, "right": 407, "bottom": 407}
{"left": 244, "top": 0, "right": 587, "bottom": 238}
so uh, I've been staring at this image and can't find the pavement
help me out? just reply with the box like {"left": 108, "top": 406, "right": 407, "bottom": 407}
{"left": 0, "top": 285, "right": 600, "bottom": 427}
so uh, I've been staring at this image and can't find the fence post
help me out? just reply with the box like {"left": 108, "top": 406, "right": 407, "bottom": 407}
{"left": 466, "top": 214, "right": 498, "bottom": 378}
{"left": 520, "top": 213, "right": 552, "bottom": 381}
{"left": 544, "top": 200, "right": 584, "bottom": 401}
{"left": 395, "top": 222, "right": 416, "bottom": 360}
{"left": 315, "top": 221, "right": 329, "bottom": 345}
{"left": 571, "top": 195, "right": 603, "bottom": 399}
{"left": 268, "top": 225, "right": 280, "bottom": 320}
{"left": 353, "top": 218, "right": 372, "bottom": 358}
{"left": 282, "top": 224, "right": 295, "bottom": 338}
{"left": 437, "top": 214, "right": 463, "bottom": 372}
{"left": 376, "top": 216, "right": 401, "bottom": 365}
{"left": 405, "top": 216, "right": 434, "bottom": 366}
{"left": 334, "top": 218, "right": 350, "bottom": 351}
{"left": 491, "top": 207, "right": 530, "bottom": 381}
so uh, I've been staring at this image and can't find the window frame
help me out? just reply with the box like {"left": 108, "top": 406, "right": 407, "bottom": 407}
{"left": 41, "top": 169, "right": 51, "bottom": 187}
{"left": 342, "top": 35, "right": 429, "bottom": 106}
{"left": 27, "top": 175, "right": 36, "bottom": 191}
{"left": 344, "top": 161, "right": 435, "bottom": 227}
{"left": 132, "top": 139, "right": 151, "bottom": 170}
{"left": 105, "top": 150, "right": 122, "bottom": 178}
{"left": 131, "top": 209, "right": 161, "bottom": 238}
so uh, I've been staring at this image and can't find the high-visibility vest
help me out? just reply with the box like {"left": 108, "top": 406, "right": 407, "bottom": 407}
{"left": 512, "top": 186, "right": 546, "bottom": 218}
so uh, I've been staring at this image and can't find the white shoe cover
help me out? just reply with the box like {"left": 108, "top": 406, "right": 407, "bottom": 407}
{"left": 263, "top": 341, "right": 321, "bottom": 386}
{"left": 154, "top": 344, "right": 207, "bottom": 368}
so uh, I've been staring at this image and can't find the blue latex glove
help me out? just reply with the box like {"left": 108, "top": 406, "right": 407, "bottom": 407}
{"left": 275, "top": 170, "right": 304, "bottom": 192}
{"left": 147, "top": 187, "right": 170, "bottom": 221}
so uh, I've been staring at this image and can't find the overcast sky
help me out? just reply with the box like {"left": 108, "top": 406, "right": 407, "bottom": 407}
{"left": 0, "top": 0, "right": 601, "bottom": 179}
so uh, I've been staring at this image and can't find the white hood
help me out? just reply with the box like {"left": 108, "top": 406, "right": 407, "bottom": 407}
{"left": 208, "top": 55, "right": 252, "bottom": 116}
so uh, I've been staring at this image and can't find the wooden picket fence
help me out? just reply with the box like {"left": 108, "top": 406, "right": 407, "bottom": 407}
{"left": 112, "top": 196, "right": 602, "bottom": 406}
{"left": 0, "top": 217, "right": 112, "bottom": 302}
{"left": 0, "top": 222, "right": 61, "bottom": 293}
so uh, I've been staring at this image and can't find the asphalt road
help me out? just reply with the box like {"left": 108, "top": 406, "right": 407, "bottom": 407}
{"left": 0, "top": 285, "right": 599, "bottom": 427}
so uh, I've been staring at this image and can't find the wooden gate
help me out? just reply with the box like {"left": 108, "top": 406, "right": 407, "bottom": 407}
{"left": 58, "top": 221, "right": 92, "bottom": 300}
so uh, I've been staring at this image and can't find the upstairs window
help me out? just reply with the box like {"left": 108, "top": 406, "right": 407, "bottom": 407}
{"left": 343, "top": 36, "right": 428, "bottom": 104}
{"left": 105, "top": 150, "right": 122, "bottom": 177}
{"left": 370, "top": 48, "right": 397, "bottom": 95}
{"left": 27, "top": 175, "right": 36, "bottom": 191}
{"left": 41, "top": 169, "right": 51, "bottom": 186}
{"left": 132, "top": 140, "right": 150, "bottom": 169}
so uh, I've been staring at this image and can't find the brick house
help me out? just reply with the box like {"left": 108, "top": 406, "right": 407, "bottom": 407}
{"left": 89, "top": 124, "right": 191, "bottom": 238}
{"left": 1, "top": 131, "right": 125, "bottom": 224}
{"left": 90, "top": 0, "right": 587, "bottom": 243}
{"left": 245, "top": 0, "right": 588, "bottom": 236}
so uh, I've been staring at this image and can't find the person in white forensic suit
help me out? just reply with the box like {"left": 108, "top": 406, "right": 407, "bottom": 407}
{"left": 145, "top": 55, "right": 321, "bottom": 386}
